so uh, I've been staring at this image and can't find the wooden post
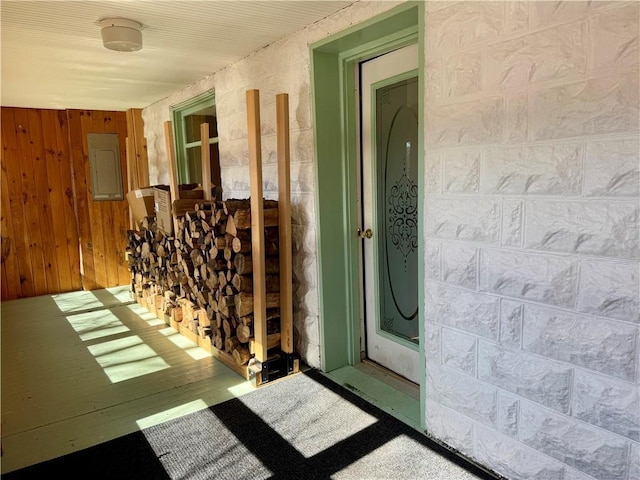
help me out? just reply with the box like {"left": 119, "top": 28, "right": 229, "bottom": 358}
{"left": 163, "top": 120, "right": 180, "bottom": 235}
{"left": 126, "top": 108, "right": 149, "bottom": 187}
{"left": 200, "top": 123, "right": 212, "bottom": 201}
{"left": 125, "top": 136, "right": 136, "bottom": 229}
{"left": 246, "top": 89, "right": 267, "bottom": 364}
{"left": 276, "top": 93, "right": 293, "bottom": 354}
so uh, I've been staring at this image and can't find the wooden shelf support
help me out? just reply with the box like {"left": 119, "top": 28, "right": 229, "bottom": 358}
{"left": 246, "top": 89, "right": 268, "bottom": 364}
{"left": 276, "top": 93, "right": 293, "bottom": 354}
{"left": 200, "top": 122, "right": 212, "bottom": 202}
{"left": 163, "top": 120, "right": 181, "bottom": 235}
{"left": 125, "top": 136, "right": 136, "bottom": 229}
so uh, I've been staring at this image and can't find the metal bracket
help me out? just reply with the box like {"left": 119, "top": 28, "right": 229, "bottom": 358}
{"left": 250, "top": 351, "right": 301, "bottom": 385}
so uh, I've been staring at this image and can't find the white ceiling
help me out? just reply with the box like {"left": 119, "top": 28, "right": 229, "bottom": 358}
{"left": 1, "top": 0, "right": 356, "bottom": 111}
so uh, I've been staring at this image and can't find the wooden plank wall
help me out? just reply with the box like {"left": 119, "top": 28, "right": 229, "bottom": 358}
{"left": 1, "top": 108, "right": 83, "bottom": 299}
{"left": 1, "top": 107, "right": 132, "bottom": 300}
{"left": 67, "top": 110, "right": 131, "bottom": 291}
{"left": 125, "top": 108, "right": 149, "bottom": 189}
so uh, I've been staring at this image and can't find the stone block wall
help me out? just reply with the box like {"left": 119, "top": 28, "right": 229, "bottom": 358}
{"left": 423, "top": 2, "right": 639, "bottom": 479}
{"left": 142, "top": 1, "right": 638, "bottom": 478}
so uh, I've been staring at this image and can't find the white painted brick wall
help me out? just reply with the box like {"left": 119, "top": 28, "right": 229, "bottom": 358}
{"left": 425, "top": 2, "right": 639, "bottom": 479}
{"left": 142, "top": 0, "right": 638, "bottom": 478}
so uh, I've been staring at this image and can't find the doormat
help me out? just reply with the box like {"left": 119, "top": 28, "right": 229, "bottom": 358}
{"left": 3, "top": 369, "right": 497, "bottom": 480}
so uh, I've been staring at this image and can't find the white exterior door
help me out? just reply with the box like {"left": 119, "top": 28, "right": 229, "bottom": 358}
{"left": 360, "top": 43, "right": 420, "bottom": 384}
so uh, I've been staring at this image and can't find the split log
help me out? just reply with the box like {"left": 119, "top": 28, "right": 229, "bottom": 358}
{"left": 234, "top": 253, "right": 279, "bottom": 275}
{"left": 225, "top": 336, "right": 240, "bottom": 354}
{"left": 213, "top": 329, "right": 224, "bottom": 350}
{"left": 236, "top": 324, "right": 252, "bottom": 343}
{"left": 232, "top": 273, "right": 280, "bottom": 293}
{"left": 232, "top": 345, "right": 251, "bottom": 365}
{"left": 222, "top": 318, "right": 234, "bottom": 338}
{"left": 235, "top": 291, "right": 280, "bottom": 317}
{"left": 231, "top": 227, "right": 279, "bottom": 255}
{"left": 233, "top": 208, "right": 278, "bottom": 230}
{"left": 225, "top": 215, "right": 238, "bottom": 237}
{"left": 238, "top": 308, "right": 280, "bottom": 326}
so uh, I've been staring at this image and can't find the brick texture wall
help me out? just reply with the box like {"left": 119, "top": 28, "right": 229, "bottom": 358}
{"left": 423, "top": 2, "right": 639, "bottom": 479}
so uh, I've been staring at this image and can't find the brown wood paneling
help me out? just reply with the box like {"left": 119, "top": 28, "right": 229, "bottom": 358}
{"left": 68, "top": 109, "right": 130, "bottom": 291}
{"left": 2, "top": 109, "right": 36, "bottom": 298}
{"left": 1, "top": 106, "right": 129, "bottom": 300}
{"left": 66, "top": 109, "right": 96, "bottom": 291}
{"left": 86, "top": 110, "right": 109, "bottom": 288}
{"left": 54, "top": 110, "right": 83, "bottom": 292}
{"left": 1, "top": 107, "right": 83, "bottom": 299}
{"left": 27, "top": 109, "right": 61, "bottom": 294}
{"left": 41, "top": 109, "right": 77, "bottom": 292}
{"left": 13, "top": 108, "right": 48, "bottom": 296}
{"left": 1, "top": 109, "right": 24, "bottom": 299}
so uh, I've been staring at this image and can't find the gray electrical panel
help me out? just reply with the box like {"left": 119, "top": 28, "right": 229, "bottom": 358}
{"left": 87, "top": 133, "right": 124, "bottom": 201}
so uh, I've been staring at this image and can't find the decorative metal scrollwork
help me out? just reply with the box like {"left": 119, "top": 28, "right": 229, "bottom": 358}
{"left": 387, "top": 165, "right": 418, "bottom": 266}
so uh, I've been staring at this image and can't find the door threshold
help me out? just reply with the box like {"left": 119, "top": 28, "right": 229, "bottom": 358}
{"left": 357, "top": 358, "right": 420, "bottom": 401}
{"left": 323, "top": 362, "right": 421, "bottom": 431}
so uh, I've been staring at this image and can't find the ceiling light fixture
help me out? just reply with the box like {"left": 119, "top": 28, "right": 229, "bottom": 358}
{"left": 99, "top": 18, "right": 143, "bottom": 52}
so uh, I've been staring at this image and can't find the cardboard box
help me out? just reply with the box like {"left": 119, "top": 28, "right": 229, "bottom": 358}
{"left": 126, "top": 187, "right": 155, "bottom": 228}
{"left": 153, "top": 184, "right": 204, "bottom": 235}
{"left": 153, "top": 186, "right": 173, "bottom": 235}
{"left": 180, "top": 184, "right": 204, "bottom": 200}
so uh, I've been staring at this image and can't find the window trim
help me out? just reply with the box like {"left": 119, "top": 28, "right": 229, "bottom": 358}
{"left": 171, "top": 89, "right": 218, "bottom": 184}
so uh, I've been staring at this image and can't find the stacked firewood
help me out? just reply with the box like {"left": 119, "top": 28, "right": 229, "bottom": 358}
{"left": 126, "top": 198, "right": 281, "bottom": 366}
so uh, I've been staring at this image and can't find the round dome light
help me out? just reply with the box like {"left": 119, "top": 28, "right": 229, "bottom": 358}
{"left": 100, "top": 18, "right": 143, "bottom": 52}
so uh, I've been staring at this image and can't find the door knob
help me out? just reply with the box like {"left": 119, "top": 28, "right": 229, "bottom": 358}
{"left": 357, "top": 228, "right": 373, "bottom": 239}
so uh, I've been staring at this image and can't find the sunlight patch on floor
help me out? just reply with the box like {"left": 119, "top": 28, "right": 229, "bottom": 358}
{"left": 51, "top": 285, "right": 132, "bottom": 313}
{"left": 136, "top": 399, "right": 210, "bottom": 429}
{"left": 141, "top": 407, "right": 274, "bottom": 480}
{"left": 146, "top": 317, "right": 167, "bottom": 327}
{"left": 104, "top": 285, "right": 135, "bottom": 303}
{"left": 51, "top": 291, "right": 103, "bottom": 313}
{"left": 332, "top": 433, "right": 479, "bottom": 479}
{"left": 66, "top": 309, "right": 130, "bottom": 341}
{"left": 87, "top": 335, "right": 170, "bottom": 383}
{"left": 157, "top": 326, "right": 211, "bottom": 360}
{"left": 127, "top": 303, "right": 161, "bottom": 323}
{"left": 239, "top": 380, "right": 378, "bottom": 459}
{"left": 227, "top": 382, "right": 256, "bottom": 397}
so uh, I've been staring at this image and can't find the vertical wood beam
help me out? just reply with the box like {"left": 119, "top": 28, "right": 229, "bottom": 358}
{"left": 132, "top": 109, "right": 149, "bottom": 187}
{"left": 200, "top": 123, "right": 212, "bottom": 201}
{"left": 276, "top": 93, "right": 293, "bottom": 354}
{"left": 126, "top": 108, "right": 149, "bottom": 188}
{"left": 163, "top": 120, "right": 180, "bottom": 235}
{"left": 56, "top": 110, "right": 83, "bottom": 292}
{"left": 125, "top": 136, "right": 136, "bottom": 191}
{"left": 246, "top": 89, "right": 267, "bottom": 363}
{"left": 125, "top": 136, "right": 136, "bottom": 229}
{"left": 125, "top": 110, "right": 138, "bottom": 191}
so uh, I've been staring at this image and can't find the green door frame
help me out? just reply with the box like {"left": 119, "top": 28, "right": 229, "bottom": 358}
{"left": 310, "top": 2, "right": 425, "bottom": 426}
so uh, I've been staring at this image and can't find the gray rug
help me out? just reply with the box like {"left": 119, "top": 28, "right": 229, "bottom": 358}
{"left": 3, "top": 369, "right": 496, "bottom": 480}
